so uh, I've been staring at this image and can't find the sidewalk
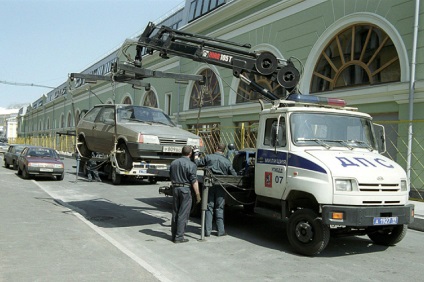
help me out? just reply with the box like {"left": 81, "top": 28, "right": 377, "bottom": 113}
{"left": 409, "top": 200, "right": 424, "bottom": 232}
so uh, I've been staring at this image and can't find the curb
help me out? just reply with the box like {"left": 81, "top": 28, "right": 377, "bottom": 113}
{"left": 409, "top": 215, "right": 424, "bottom": 232}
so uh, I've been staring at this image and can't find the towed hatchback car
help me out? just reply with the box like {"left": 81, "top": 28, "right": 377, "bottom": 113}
{"left": 4, "top": 144, "right": 30, "bottom": 169}
{"left": 17, "top": 146, "right": 65, "bottom": 180}
{"left": 76, "top": 104, "right": 203, "bottom": 170}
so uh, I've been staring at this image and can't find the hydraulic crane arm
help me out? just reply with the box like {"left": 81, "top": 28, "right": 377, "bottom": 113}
{"left": 135, "top": 22, "right": 300, "bottom": 99}
{"left": 69, "top": 62, "right": 204, "bottom": 90}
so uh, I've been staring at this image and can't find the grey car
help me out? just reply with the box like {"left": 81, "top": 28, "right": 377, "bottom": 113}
{"left": 0, "top": 142, "right": 8, "bottom": 155}
{"left": 4, "top": 144, "right": 30, "bottom": 169}
{"left": 76, "top": 104, "right": 203, "bottom": 170}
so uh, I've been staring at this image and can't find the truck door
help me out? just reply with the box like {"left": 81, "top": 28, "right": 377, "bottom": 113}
{"left": 255, "top": 115, "right": 288, "bottom": 199}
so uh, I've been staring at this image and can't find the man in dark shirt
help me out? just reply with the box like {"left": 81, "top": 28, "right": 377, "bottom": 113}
{"left": 195, "top": 143, "right": 237, "bottom": 237}
{"left": 169, "top": 145, "right": 201, "bottom": 243}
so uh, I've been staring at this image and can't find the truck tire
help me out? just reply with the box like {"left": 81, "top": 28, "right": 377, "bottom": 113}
{"left": 287, "top": 209, "right": 330, "bottom": 256}
{"left": 111, "top": 169, "right": 122, "bottom": 185}
{"left": 367, "top": 224, "right": 407, "bottom": 246}
{"left": 116, "top": 143, "right": 133, "bottom": 170}
{"left": 190, "top": 192, "right": 201, "bottom": 217}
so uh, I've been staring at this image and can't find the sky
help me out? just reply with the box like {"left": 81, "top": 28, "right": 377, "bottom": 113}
{"left": 0, "top": 0, "right": 184, "bottom": 109}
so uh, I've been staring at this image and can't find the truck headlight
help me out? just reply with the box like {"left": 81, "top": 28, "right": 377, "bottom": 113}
{"left": 400, "top": 180, "right": 407, "bottom": 191}
{"left": 335, "top": 179, "right": 354, "bottom": 191}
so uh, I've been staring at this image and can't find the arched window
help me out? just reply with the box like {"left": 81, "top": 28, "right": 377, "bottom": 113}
{"left": 143, "top": 90, "right": 158, "bottom": 108}
{"left": 46, "top": 118, "right": 50, "bottom": 130}
{"left": 67, "top": 112, "right": 73, "bottom": 128}
{"left": 122, "top": 96, "right": 132, "bottom": 105}
{"left": 189, "top": 69, "right": 221, "bottom": 109}
{"left": 60, "top": 114, "right": 65, "bottom": 129}
{"left": 75, "top": 110, "right": 80, "bottom": 126}
{"left": 236, "top": 73, "right": 285, "bottom": 103}
{"left": 311, "top": 24, "right": 400, "bottom": 93}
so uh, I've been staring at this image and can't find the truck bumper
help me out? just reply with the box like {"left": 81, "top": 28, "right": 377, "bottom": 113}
{"left": 322, "top": 204, "right": 414, "bottom": 227}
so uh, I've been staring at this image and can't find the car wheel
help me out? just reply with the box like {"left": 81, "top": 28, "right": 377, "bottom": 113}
{"left": 116, "top": 143, "right": 133, "bottom": 170}
{"left": 78, "top": 136, "right": 92, "bottom": 159}
{"left": 22, "top": 166, "right": 30, "bottom": 179}
{"left": 56, "top": 173, "right": 64, "bottom": 181}
{"left": 12, "top": 161, "right": 18, "bottom": 170}
{"left": 4, "top": 159, "right": 9, "bottom": 168}
{"left": 17, "top": 165, "right": 22, "bottom": 175}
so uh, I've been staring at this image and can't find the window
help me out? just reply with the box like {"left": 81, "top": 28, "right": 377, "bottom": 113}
{"left": 143, "top": 90, "right": 158, "bottom": 108}
{"left": 188, "top": 0, "right": 226, "bottom": 22}
{"left": 264, "top": 118, "right": 286, "bottom": 147}
{"left": 122, "top": 96, "right": 132, "bottom": 105}
{"left": 82, "top": 107, "right": 101, "bottom": 123}
{"left": 311, "top": 24, "right": 400, "bottom": 93}
{"left": 67, "top": 112, "right": 73, "bottom": 127}
{"left": 190, "top": 69, "right": 221, "bottom": 109}
{"left": 237, "top": 73, "right": 285, "bottom": 103}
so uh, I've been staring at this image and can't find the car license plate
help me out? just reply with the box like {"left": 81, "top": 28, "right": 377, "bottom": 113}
{"left": 40, "top": 168, "right": 53, "bottom": 172}
{"left": 373, "top": 217, "right": 398, "bottom": 225}
{"left": 163, "top": 146, "right": 181, "bottom": 153}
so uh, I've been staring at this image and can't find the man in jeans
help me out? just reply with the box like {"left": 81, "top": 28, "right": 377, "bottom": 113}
{"left": 195, "top": 143, "right": 237, "bottom": 237}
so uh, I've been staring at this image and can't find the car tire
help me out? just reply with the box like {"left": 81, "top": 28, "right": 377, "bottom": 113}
{"left": 17, "top": 165, "right": 22, "bottom": 175}
{"left": 56, "top": 173, "right": 64, "bottom": 181}
{"left": 78, "top": 136, "right": 92, "bottom": 159}
{"left": 4, "top": 159, "right": 9, "bottom": 168}
{"left": 22, "top": 166, "right": 30, "bottom": 179}
{"left": 116, "top": 143, "right": 133, "bottom": 170}
{"left": 12, "top": 161, "right": 17, "bottom": 170}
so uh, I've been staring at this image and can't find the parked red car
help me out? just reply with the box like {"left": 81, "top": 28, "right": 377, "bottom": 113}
{"left": 17, "top": 146, "right": 65, "bottom": 180}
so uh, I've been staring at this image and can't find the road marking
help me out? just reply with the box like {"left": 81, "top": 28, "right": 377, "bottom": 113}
{"left": 33, "top": 180, "right": 172, "bottom": 282}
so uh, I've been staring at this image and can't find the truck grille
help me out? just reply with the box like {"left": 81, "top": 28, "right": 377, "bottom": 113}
{"left": 159, "top": 137, "right": 187, "bottom": 145}
{"left": 358, "top": 183, "right": 400, "bottom": 192}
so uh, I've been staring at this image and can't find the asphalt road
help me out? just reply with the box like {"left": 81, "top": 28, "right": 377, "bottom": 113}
{"left": 1, "top": 156, "right": 424, "bottom": 282}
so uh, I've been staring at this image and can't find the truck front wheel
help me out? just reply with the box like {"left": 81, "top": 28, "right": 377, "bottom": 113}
{"left": 367, "top": 224, "right": 407, "bottom": 246}
{"left": 287, "top": 209, "right": 330, "bottom": 256}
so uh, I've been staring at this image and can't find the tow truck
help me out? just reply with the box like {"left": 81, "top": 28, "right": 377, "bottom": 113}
{"left": 124, "top": 22, "right": 414, "bottom": 255}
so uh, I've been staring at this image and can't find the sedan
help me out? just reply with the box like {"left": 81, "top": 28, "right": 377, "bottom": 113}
{"left": 76, "top": 104, "right": 203, "bottom": 170}
{"left": 0, "top": 142, "right": 8, "bottom": 154}
{"left": 17, "top": 146, "right": 65, "bottom": 180}
{"left": 4, "top": 144, "right": 29, "bottom": 169}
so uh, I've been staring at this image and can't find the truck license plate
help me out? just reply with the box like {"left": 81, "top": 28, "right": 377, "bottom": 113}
{"left": 163, "top": 146, "right": 181, "bottom": 153}
{"left": 373, "top": 217, "right": 398, "bottom": 225}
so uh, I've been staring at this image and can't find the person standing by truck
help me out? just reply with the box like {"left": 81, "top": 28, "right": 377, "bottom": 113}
{"left": 195, "top": 143, "right": 237, "bottom": 237}
{"left": 169, "top": 145, "right": 201, "bottom": 243}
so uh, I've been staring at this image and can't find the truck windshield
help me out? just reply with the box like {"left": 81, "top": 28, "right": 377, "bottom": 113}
{"left": 290, "top": 112, "right": 377, "bottom": 150}
{"left": 117, "top": 106, "right": 175, "bottom": 126}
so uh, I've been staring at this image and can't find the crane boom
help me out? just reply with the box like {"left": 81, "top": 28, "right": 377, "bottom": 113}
{"left": 135, "top": 22, "right": 301, "bottom": 100}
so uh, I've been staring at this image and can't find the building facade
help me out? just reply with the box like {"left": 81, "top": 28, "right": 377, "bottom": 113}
{"left": 17, "top": 0, "right": 424, "bottom": 194}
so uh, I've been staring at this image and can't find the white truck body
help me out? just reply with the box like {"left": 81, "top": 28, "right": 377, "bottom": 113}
{"left": 220, "top": 97, "right": 414, "bottom": 255}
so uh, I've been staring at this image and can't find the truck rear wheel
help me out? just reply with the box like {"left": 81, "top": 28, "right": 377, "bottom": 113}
{"left": 287, "top": 209, "right": 330, "bottom": 256}
{"left": 367, "top": 224, "right": 407, "bottom": 246}
{"left": 111, "top": 169, "right": 122, "bottom": 185}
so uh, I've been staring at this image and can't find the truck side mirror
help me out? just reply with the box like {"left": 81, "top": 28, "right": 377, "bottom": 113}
{"left": 374, "top": 123, "right": 386, "bottom": 154}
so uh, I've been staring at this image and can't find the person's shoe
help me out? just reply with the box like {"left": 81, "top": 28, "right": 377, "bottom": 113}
{"left": 174, "top": 239, "right": 189, "bottom": 243}
{"left": 217, "top": 232, "right": 227, "bottom": 237}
